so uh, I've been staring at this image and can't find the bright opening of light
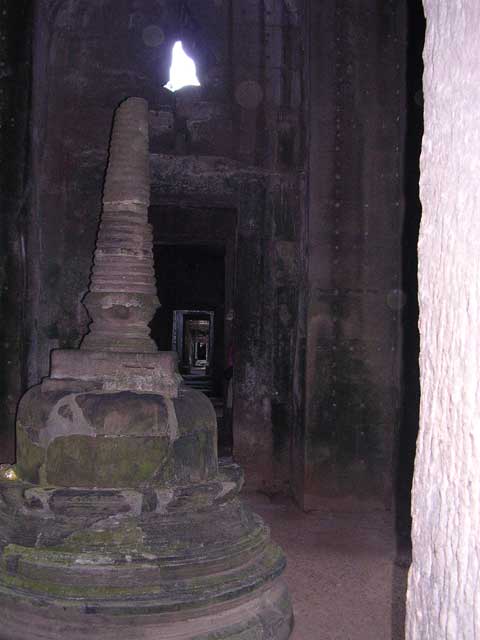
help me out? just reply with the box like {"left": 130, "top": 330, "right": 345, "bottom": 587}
{"left": 164, "top": 41, "right": 200, "bottom": 93}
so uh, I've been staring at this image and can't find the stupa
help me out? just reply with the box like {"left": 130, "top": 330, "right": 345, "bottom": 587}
{"left": 0, "top": 98, "right": 293, "bottom": 639}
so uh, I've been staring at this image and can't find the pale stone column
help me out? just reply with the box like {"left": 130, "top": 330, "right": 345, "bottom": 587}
{"left": 406, "top": 2, "right": 480, "bottom": 638}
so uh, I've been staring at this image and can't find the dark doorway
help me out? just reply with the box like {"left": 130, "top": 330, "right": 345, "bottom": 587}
{"left": 172, "top": 310, "right": 215, "bottom": 375}
{"left": 150, "top": 243, "right": 232, "bottom": 453}
{"left": 149, "top": 205, "right": 237, "bottom": 456}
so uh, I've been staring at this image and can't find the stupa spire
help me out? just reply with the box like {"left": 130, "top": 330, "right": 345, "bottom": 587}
{"left": 81, "top": 97, "right": 159, "bottom": 353}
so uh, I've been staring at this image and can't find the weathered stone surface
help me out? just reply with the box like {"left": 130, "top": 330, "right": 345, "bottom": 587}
{"left": 303, "top": 0, "right": 408, "bottom": 510}
{"left": 45, "top": 434, "right": 171, "bottom": 487}
{"left": 50, "top": 349, "right": 182, "bottom": 396}
{"left": 0, "top": 579, "right": 291, "bottom": 640}
{"left": 406, "top": 2, "right": 480, "bottom": 637}
{"left": 75, "top": 392, "right": 170, "bottom": 436}
{"left": 16, "top": 383, "right": 217, "bottom": 488}
{"left": 0, "top": 463, "right": 292, "bottom": 639}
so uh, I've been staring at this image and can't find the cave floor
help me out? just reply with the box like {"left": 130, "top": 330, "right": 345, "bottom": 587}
{"left": 243, "top": 492, "right": 410, "bottom": 640}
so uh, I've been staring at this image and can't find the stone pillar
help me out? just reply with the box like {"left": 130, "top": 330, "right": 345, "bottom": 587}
{"left": 0, "top": 98, "right": 293, "bottom": 639}
{"left": 406, "top": 2, "right": 480, "bottom": 638}
{"left": 304, "top": 0, "right": 406, "bottom": 511}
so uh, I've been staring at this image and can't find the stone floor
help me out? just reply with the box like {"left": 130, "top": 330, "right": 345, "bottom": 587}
{"left": 244, "top": 492, "right": 410, "bottom": 640}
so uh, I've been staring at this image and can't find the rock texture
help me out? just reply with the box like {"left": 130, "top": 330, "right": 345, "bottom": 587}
{"left": 406, "top": 2, "right": 480, "bottom": 638}
{"left": 0, "top": 98, "right": 293, "bottom": 639}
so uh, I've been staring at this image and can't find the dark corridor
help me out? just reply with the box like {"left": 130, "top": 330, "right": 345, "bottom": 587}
{"left": 150, "top": 243, "right": 231, "bottom": 453}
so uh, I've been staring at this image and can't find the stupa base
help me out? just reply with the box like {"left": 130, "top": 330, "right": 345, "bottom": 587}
{"left": 0, "top": 462, "right": 293, "bottom": 640}
{"left": 0, "top": 579, "right": 292, "bottom": 640}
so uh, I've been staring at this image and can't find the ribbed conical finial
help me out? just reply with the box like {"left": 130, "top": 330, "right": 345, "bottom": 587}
{"left": 81, "top": 97, "right": 159, "bottom": 353}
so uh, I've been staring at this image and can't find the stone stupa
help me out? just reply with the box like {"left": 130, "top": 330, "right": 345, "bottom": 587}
{"left": 0, "top": 97, "right": 293, "bottom": 639}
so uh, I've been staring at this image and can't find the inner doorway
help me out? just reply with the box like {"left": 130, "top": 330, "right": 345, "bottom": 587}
{"left": 149, "top": 205, "right": 237, "bottom": 456}
{"left": 150, "top": 242, "right": 231, "bottom": 453}
{"left": 171, "top": 310, "right": 216, "bottom": 397}
{"left": 173, "top": 310, "right": 215, "bottom": 375}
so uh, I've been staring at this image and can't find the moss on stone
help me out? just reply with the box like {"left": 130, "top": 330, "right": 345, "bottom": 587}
{"left": 94, "top": 436, "right": 173, "bottom": 486}
{"left": 45, "top": 434, "right": 174, "bottom": 487}
{"left": 46, "top": 435, "right": 95, "bottom": 486}
{"left": 59, "top": 521, "right": 144, "bottom": 551}
{"left": 173, "top": 430, "right": 217, "bottom": 483}
{"left": 15, "top": 425, "right": 46, "bottom": 484}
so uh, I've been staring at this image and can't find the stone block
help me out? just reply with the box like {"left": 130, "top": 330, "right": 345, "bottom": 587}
{"left": 50, "top": 349, "right": 181, "bottom": 396}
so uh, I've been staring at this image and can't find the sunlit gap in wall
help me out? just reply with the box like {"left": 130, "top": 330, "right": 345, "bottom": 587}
{"left": 164, "top": 41, "right": 201, "bottom": 92}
